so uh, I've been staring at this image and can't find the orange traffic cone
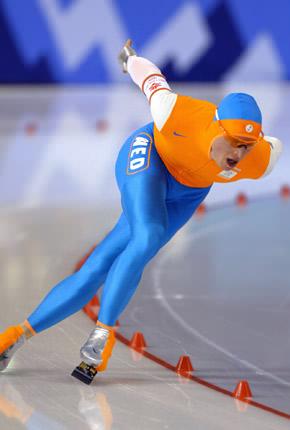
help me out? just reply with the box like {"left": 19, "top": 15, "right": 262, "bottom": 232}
{"left": 96, "top": 119, "right": 109, "bottom": 132}
{"left": 233, "top": 380, "right": 252, "bottom": 400}
{"left": 25, "top": 122, "right": 37, "bottom": 135}
{"left": 83, "top": 294, "right": 100, "bottom": 321}
{"left": 196, "top": 203, "right": 206, "bottom": 216}
{"left": 83, "top": 304, "right": 98, "bottom": 322}
{"left": 280, "top": 184, "right": 290, "bottom": 199}
{"left": 90, "top": 295, "right": 100, "bottom": 307}
{"left": 130, "top": 332, "right": 147, "bottom": 351}
{"left": 175, "top": 355, "right": 194, "bottom": 374}
{"left": 236, "top": 193, "right": 248, "bottom": 207}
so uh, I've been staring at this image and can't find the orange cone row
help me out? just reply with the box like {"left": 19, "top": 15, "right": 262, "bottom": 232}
{"left": 127, "top": 332, "right": 254, "bottom": 404}
{"left": 82, "top": 302, "right": 256, "bottom": 403}
{"left": 197, "top": 185, "right": 290, "bottom": 212}
{"left": 24, "top": 120, "right": 110, "bottom": 135}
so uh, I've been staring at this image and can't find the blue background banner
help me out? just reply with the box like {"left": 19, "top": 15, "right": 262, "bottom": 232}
{"left": 0, "top": 0, "right": 289, "bottom": 83}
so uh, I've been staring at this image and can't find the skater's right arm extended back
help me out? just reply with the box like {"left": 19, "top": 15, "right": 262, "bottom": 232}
{"left": 119, "top": 40, "right": 178, "bottom": 131}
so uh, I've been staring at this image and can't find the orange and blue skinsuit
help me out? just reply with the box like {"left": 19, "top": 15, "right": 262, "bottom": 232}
{"left": 27, "top": 121, "right": 211, "bottom": 330}
{"left": 22, "top": 57, "right": 282, "bottom": 333}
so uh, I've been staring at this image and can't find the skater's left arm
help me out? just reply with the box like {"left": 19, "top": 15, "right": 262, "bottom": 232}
{"left": 119, "top": 40, "right": 177, "bottom": 131}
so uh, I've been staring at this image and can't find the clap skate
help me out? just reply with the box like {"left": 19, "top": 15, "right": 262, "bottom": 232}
{"left": 0, "top": 326, "right": 25, "bottom": 371}
{"left": 72, "top": 323, "right": 116, "bottom": 385}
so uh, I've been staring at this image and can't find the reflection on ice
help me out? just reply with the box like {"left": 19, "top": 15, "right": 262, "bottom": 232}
{"left": 0, "top": 379, "right": 64, "bottom": 429}
{"left": 79, "top": 387, "right": 112, "bottom": 430}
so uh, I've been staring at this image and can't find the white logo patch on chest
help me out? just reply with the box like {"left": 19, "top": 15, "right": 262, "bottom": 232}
{"left": 218, "top": 168, "right": 241, "bottom": 180}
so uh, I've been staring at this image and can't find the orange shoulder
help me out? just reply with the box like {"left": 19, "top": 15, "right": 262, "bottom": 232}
{"left": 161, "top": 95, "right": 216, "bottom": 136}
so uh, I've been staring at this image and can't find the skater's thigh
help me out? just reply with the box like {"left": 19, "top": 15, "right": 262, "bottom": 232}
{"left": 165, "top": 189, "right": 210, "bottom": 242}
{"left": 121, "top": 173, "right": 168, "bottom": 234}
{"left": 115, "top": 124, "right": 168, "bottom": 231}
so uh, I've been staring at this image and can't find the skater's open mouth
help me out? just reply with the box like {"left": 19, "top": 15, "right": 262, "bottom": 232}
{"left": 226, "top": 158, "right": 238, "bottom": 168}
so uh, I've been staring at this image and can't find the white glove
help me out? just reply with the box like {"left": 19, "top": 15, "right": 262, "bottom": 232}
{"left": 118, "top": 39, "right": 137, "bottom": 73}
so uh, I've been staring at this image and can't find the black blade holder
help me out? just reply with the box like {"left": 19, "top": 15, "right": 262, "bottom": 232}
{"left": 71, "top": 361, "right": 98, "bottom": 385}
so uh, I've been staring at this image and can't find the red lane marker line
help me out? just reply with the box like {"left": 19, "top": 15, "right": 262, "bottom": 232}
{"left": 82, "top": 305, "right": 290, "bottom": 421}
{"left": 116, "top": 330, "right": 230, "bottom": 396}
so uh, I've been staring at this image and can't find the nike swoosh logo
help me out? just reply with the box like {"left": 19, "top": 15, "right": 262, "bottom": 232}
{"left": 173, "top": 131, "right": 187, "bottom": 138}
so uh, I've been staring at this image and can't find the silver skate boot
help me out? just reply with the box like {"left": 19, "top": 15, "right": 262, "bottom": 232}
{"left": 72, "top": 324, "right": 116, "bottom": 384}
{"left": 80, "top": 325, "right": 115, "bottom": 369}
{"left": 0, "top": 327, "right": 25, "bottom": 371}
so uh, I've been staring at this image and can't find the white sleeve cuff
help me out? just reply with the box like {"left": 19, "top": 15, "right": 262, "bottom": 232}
{"left": 142, "top": 74, "right": 172, "bottom": 102}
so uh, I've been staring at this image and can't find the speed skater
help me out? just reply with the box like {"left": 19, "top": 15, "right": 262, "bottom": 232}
{"left": 0, "top": 40, "right": 283, "bottom": 380}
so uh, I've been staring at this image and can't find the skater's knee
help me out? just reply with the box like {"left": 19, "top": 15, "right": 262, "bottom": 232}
{"left": 133, "top": 223, "right": 166, "bottom": 255}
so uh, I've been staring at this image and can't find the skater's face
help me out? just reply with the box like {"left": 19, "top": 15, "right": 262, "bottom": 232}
{"left": 210, "top": 135, "right": 255, "bottom": 171}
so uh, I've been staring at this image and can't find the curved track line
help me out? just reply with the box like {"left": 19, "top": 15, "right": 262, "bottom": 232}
{"left": 152, "top": 220, "right": 290, "bottom": 388}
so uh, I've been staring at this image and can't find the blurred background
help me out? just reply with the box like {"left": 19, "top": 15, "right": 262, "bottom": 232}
{"left": 0, "top": 0, "right": 288, "bottom": 213}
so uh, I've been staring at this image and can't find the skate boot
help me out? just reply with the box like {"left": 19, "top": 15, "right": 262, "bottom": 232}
{"left": 0, "top": 326, "right": 25, "bottom": 371}
{"left": 80, "top": 323, "right": 116, "bottom": 371}
{"left": 72, "top": 322, "right": 116, "bottom": 384}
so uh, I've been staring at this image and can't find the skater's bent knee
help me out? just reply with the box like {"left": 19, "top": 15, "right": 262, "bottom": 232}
{"left": 133, "top": 223, "right": 166, "bottom": 254}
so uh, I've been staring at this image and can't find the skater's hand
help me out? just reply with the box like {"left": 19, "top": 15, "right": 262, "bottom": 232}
{"left": 118, "top": 39, "right": 137, "bottom": 73}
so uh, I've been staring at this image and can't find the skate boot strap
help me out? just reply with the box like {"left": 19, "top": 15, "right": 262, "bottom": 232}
{"left": 0, "top": 326, "right": 24, "bottom": 354}
{"left": 21, "top": 320, "right": 36, "bottom": 339}
{"left": 96, "top": 329, "right": 116, "bottom": 372}
{"left": 96, "top": 321, "right": 114, "bottom": 331}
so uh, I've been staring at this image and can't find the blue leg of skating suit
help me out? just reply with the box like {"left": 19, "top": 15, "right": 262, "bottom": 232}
{"left": 28, "top": 123, "right": 211, "bottom": 332}
{"left": 27, "top": 214, "right": 130, "bottom": 332}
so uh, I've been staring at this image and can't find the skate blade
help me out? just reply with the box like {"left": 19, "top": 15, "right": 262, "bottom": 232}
{"left": 0, "top": 353, "right": 11, "bottom": 372}
{"left": 71, "top": 361, "right": 98, "bottom": 385}
{"left": 0, "top": 360, "right": 10, "bottom": 372}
